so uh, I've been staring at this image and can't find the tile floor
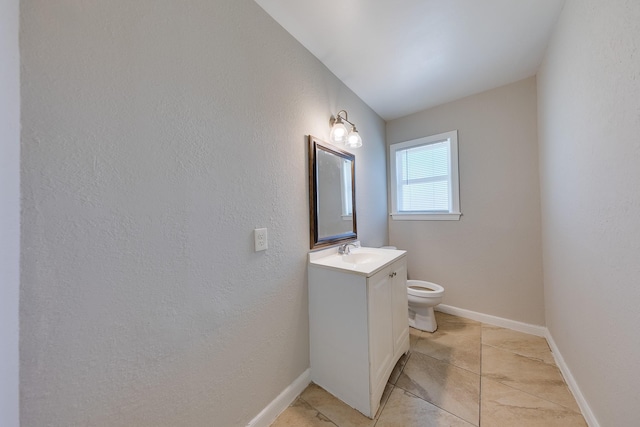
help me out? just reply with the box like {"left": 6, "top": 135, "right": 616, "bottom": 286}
{"left": 271, "top": 312, "right": 587, "bottom": 427}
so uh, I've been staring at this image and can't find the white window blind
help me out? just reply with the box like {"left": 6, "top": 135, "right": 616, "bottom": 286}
{"left": 389, "top": 130, "right": 461, "bottom": 221}
{"left": 341, "top": 159, "right": 353, "bottom": 217}
{"left": 396, "top": 141, "right": 450, "bottom": 212}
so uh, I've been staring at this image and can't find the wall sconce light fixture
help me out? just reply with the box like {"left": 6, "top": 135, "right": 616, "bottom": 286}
{"left": 330, "top": 110, "right": 362, "bottom": 148}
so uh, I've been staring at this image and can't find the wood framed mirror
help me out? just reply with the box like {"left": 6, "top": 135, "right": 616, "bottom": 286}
{"left": 308, "top": 136, "right": 357, "bottom": 249}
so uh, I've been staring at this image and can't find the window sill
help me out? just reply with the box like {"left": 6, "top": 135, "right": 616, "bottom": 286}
{"left": 390, "top": 212, "right": 461, "bottom": 221}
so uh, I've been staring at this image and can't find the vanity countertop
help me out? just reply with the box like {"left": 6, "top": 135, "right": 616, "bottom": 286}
{"left": 308, "top": 245, "right": 406, "bottom": 277}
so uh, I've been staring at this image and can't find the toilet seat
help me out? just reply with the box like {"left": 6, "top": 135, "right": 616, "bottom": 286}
{"left": 406, "top": 280, "right": 444, "bottom": 298}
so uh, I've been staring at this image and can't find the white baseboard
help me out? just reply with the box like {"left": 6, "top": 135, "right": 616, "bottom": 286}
{"left": 435, "top": 304, "right": 599, "bottom": 427}
{"left": 246, "top": 368, "right": 311, "bottom": 427}
{"left": 435, "top": 304, "right": 547, "bottom": 337}
{"left": 545, "top": 332, "right": 601, "bottom": 427}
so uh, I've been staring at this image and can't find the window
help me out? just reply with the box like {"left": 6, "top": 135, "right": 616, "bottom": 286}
{"left": 389, "top": 130, "right": 461, "bottom": 220}
{"left": 340, "top": 158, "right": 353, "bottom": 218}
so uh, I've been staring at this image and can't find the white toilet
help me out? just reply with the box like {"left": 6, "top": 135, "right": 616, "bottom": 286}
{"left": 380, "top": 246, "right": 445, "bottom": 333}
{"left": 406, "top": 280, "right": 445, "bottom": 332}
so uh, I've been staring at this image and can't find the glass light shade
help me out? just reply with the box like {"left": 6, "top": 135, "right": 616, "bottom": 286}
{"left": 330, "top": 121, "right": 348, "bottom": 144}
{"left": 345, "top": 129, "right": 362, "bottom": 148}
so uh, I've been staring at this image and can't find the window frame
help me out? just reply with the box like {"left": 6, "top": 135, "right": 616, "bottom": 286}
{"left": 389, "top": 130, "right": 461, "bottom": 221}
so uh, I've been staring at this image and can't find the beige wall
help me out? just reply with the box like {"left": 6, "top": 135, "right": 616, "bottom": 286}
{"left": 19, "top": 1, "right": 387, "bottom": 426}
{"left": 387, "top": 77, "right": 544, "bottom": 325}
{"left": 538, "top": 0, "right": 640, "bottom": 425}
{"left": 0, "top": 0, "right": 20, "bottom": 425}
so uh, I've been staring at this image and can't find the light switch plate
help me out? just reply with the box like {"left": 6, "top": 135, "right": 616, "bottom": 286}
{"left": 254, "top": 228, "right": 268, "bottom": 251}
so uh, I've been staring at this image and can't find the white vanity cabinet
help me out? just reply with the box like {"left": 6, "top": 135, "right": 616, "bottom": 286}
{"left": 308, "top": 250, "right": 409, "bottom": 418}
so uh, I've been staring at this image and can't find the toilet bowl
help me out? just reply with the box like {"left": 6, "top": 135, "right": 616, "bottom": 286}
{"left": 407, "top": 280, "right": 444, "bottom": 332}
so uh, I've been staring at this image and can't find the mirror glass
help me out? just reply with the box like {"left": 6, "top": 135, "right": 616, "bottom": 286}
{"left": 308, "top": 136, "right": 357, "bottom": 249}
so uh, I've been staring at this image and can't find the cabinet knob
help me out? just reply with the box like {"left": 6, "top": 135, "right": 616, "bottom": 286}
{"left": 389, "top": 271, "right": 397, "bottom": 277}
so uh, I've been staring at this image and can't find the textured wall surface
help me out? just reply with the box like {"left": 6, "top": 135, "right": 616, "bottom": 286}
{"left": 537, "top": 0, "right": 640, "bottom": 425}
{"left": 386, "top": 78, "right": 545, "bottom": 325}
{"left": 19, "top": 1, "right": 386, "bottom": 426}
{"left": 1, "top": 0, "right": 20, "bottom": 425}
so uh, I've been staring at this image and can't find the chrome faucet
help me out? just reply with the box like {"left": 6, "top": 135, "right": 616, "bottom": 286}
{"left": 338, "top": 243, "right": 358, "bottom": 255}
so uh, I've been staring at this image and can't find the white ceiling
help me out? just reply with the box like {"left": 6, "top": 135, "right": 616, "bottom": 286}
{"left": 255, "top": 0, "right": 565, "bottom": 120}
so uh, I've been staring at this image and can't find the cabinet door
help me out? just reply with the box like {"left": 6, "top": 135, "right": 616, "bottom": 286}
{"left": 368, "top": 269, "right": 393, "bottom": 392}
{"left": 391, "top": 259, "right": 409, "bottom": 353}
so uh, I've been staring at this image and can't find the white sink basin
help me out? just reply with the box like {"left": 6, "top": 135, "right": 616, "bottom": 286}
{"left": 341, "top": 252, "right": 382, "bottom": 265}
{"left": 308, "top": 245, "right": 406, "bottom": 276}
